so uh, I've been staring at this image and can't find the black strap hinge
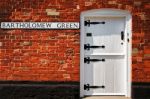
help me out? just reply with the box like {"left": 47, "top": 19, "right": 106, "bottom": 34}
{"left": 84, "top": 57, "right": 105, "bottom": 64}
{"left": 84, "top": 84, "right": 105, "bottom": 91}
{"left": 84, "top": 20, "right": 105, "bottom": 27}
{"left": 84, "top": 44, "right": 105, "bottom": 50}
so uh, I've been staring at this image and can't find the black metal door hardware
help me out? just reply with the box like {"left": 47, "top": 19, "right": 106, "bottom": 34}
{"left": 84, "top": 57, "right": 105, "bottom": 64}
{"left": 84, "top": 44, "right": 105, "bottom": 50}
{"left": 121, "top": 31, "right": 124, "bottom": 40}
{"left": 84, "top": 20, "right": 105, "bottom": 27}
{"left": 84, "top": 84, "right": 105, "bottom": 91}
{"left": 86, "top": 33, "right": 92, "bottom": 37}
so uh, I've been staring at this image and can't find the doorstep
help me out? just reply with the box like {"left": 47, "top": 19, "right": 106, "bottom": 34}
{"left": 83, "top": 96, "right": 131, "bottom": 99}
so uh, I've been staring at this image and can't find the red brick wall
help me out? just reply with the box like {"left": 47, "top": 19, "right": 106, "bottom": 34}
{"left": 0, "top": 0, "right": 149, "bottom": 82}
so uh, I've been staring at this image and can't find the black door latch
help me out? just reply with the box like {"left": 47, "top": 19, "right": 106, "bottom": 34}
{"left": 84, "top": 44, "right": 105, "bottom": 50}
{"left": 121, "top": 31, "right": 124, "bottom": 40}
{"left": 86, "top": 33, "right": 92, "bottom": 37}
{"left": 84, "top": 57, "right": 105, "bottom": 64}
{"left": 84, "top": 84, "right": 105, "bottom": 91}
{"left": 85, "top": 20, "right": 105, "bottom": 27}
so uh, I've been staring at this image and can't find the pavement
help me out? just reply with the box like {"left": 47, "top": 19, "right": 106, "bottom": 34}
{"left": 83, "top": 96, "right": 131, "bottom": 99}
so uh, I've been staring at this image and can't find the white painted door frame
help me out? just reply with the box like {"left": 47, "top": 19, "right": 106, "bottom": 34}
{"left": 80, "top": 8, "right": 132, "bottom": 98}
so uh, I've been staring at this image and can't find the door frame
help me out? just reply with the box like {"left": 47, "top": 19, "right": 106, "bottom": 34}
{"left": 80, "top": 8, "right": 132, "bottom": 97}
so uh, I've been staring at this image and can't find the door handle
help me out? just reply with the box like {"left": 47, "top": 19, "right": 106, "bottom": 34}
{"left": 121, "top": 31, "right": 124, "bottom": 40}
{"left": 84, "top": 44, "right": 105, "bottom": 50}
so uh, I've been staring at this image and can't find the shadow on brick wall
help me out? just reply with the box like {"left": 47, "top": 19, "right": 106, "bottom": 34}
{"left": 0, "top": 81, "right": 80, "bottom": 99}
{"left": 132, "top": 82, "right": 150, "bottom": 99}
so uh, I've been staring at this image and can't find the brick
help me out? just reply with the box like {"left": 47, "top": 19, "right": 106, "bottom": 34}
{"left": 0, "top": 0, "right": 149, "bottom": 83}
{"left": 20, "top": 41, "right": 32, "bottom": 46}
{"left": 144, "top": 60, "right": 150, "bottom": 67}
{"left": 40, "top": 59, "right": 50, "bottom": 65}
{"left": 46, "top": 9, "right": 56, "bottom": 12}
{"left": 144, "top": 54, "right": 150, "bottom": 59}
{"left": 46, "top": 9, "right": 60, "bottom": 16}
{"left": 47, "top": 12, "right": 60, "bottom": 16}
{"left": 144, "top": 46, "right": 150, "bottom": 54}
{"left": 0, "top": 42, "right": 3, "bottom": 46}
{"left": 108, "top": 1, "right": 117, "bottom": 5}
{"left": 85, "top": 2, "right": 93, "bottom": 6}
{"left": 139, "top": 14, "right": 146, "bottom": 20}
{"left": 132, "top": 48, "right": 139, "bottom": 54}
{"left": 144, "top": 3, "right": 150, "bottom": 9}
{"left": 58, "top": 60, "right": 65, "bottom": 64}
{"left": 134, "top": 1, "right": 142, "bottom": 6}
{"left": 63, "top": 74, "right": 70, "bottom": 79}
{"left": 76, "top": 5, "right": 80, "bottom": 9}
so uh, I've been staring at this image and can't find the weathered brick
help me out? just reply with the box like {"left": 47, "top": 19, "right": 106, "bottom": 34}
{"left": 132, "top": 48, "right": 139, "bottom": 55}
{"left": 63, "top": 74, "right": 70, "bottom": 79}
{"left": 0, "top": 0, "right": 149, "bottom": 83}
{"left": 0, "top": 42, "right": 3, "bottom": 46}
{"left": 85, "top": 2, "right": 93, "bottom": 6}
{"left": 46, "top": 9, "right": 60, "bottom": 16}
{"left": 58, "top": 60, "right": 65, "bottom": 64}
{"left": 108, "top": 1, "right": 117, "bottom": 5}
{"left": 144, "top": 3, "right": 150, "bottom": 9}
{"left": 144, "top": 54, "right": 150, "bottom": 59}
{"left": 20, "top": 41, "right": 32, "bottom": 46}
{"left": 134, "top": 1, "right": 142, "bottom": 6}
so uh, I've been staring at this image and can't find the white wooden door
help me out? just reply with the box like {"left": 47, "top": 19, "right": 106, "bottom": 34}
{"left": 84, "top": 17, "right": 126, "bottom": 95}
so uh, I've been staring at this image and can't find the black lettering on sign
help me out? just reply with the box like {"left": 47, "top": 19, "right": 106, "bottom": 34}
{"left": 57, "top": 23, "right": 79, "bottom": 29}
{"left": 0, "top": 22, "right": 79, "bottom": 29}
